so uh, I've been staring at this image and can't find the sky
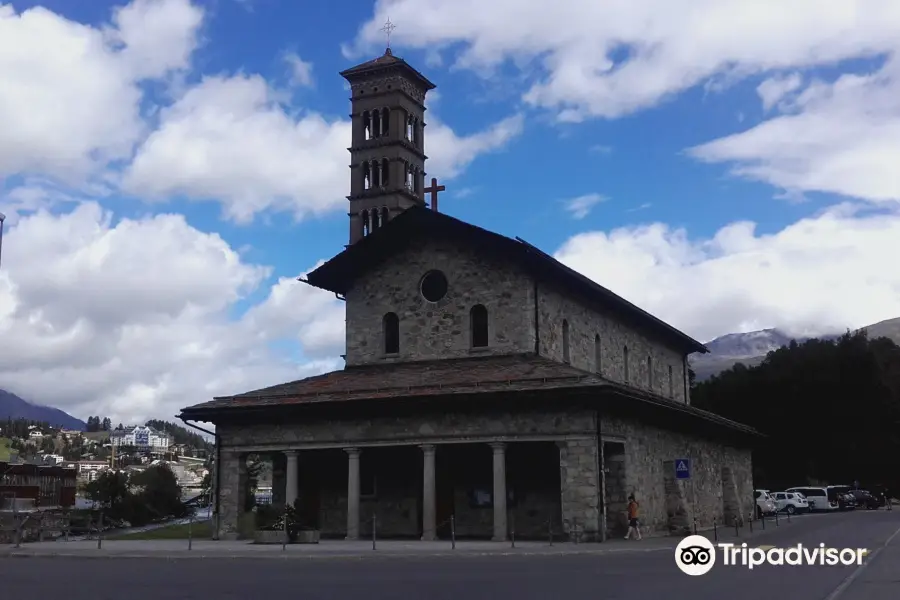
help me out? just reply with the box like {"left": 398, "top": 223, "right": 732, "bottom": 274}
{"left": 1, "top": 0, "right": 899, "bottom": 425}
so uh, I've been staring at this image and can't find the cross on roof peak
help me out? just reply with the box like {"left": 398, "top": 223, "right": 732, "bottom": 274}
{"left": 380, "top": 18, "right": 396, "bottom": 51}
{"left": 424, "top": 177, "right": 446, "bottom": 213}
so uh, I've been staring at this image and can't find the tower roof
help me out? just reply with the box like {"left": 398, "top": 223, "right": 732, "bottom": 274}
{"left": 340, "top": 48, "right": 436, "bottom": 91}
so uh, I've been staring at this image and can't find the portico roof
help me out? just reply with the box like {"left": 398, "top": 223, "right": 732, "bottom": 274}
{"left": 178, "top": 353, "right": 759, "bottom": 438}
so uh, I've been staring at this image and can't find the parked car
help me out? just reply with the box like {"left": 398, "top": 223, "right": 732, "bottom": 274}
{"left": 771, "top": 491, "right": 809, "bottom": 514}
{"left": 850, "top": 489, "right": 881, "bottom": 509}
{"left": 786, "top": 487, "right": 836, "bottom": 511}
{"left": 754, "top": 489, "right": 777, "bottom": 517}
{"left": 828, "top": 485, "right": 857, "bottom": 510}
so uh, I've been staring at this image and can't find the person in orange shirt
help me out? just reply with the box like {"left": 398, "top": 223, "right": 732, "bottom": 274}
{"left": 625, "top": 494, "right": 642, "bottom": 540}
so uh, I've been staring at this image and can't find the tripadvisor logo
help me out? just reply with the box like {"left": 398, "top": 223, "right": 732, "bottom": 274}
{"left": 675, "top": 535, "right": 867, "bottom": 576}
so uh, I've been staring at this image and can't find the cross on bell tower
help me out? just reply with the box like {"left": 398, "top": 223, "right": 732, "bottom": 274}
{"left": 340, "top": 26, "right": 437, "bottom": 245}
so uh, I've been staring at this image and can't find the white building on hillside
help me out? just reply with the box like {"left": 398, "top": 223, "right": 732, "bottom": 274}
{"left": 110, "top": 426, "right": 170, "bottom": 452}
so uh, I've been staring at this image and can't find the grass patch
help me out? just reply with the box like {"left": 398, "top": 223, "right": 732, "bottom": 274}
{"left": 107, "top": 520, "right": 212, "bottom": 540}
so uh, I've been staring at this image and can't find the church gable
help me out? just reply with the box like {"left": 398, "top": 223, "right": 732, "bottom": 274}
{"left": 344, "top": 235, "right": 535, "bottom": 366}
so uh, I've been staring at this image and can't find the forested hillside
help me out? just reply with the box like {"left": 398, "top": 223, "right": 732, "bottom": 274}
{"left": 692, "top": 331, "right": 900, "bottom": 492}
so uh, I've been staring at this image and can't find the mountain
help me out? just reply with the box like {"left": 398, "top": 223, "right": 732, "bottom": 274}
{"left": 691, "top": 317, "right": 900, "bottom": 381}
{"left": 0, "top": 389, "right": 86, "bottom": 430}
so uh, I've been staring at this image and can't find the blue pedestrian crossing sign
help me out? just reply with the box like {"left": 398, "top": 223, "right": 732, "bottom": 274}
{"left": 675, "top": 459, "right": 691, "bottom": 479}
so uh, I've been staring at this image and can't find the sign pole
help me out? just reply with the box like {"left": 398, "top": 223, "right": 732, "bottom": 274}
{"left": 674, "top": 458, "right": 693, "bottom": 531}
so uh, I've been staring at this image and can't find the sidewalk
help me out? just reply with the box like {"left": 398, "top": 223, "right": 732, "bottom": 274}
{"left": 0, "top": 515, "right": 807, "bottom": 560}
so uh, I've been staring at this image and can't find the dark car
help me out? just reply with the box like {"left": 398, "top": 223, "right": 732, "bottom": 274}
{"left": 828, "top": 486, "right": 856, "bottom": 510}
{"left": 851, "top": 490, "right": 882, "bottom": 509}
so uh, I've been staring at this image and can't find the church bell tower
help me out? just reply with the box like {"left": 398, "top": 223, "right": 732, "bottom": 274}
{"left": 340, "top": 47, "right": 436, "bottom": 244}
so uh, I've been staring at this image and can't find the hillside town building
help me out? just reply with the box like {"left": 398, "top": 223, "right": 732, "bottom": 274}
{"left": 179, "top": 47, "right": 759, "bottom": 542}
{"left": 110, "top": 426, "right": 171, "bottom": 452}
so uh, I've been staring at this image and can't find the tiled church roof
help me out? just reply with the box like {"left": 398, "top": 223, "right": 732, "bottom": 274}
{"left": 178, "top": 354, "right": 759, "bottom": 436}
{"left": 183, "top": 354, "right": 597, "bottom": 411}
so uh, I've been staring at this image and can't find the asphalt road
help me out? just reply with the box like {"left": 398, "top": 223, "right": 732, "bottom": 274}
{"left": 2, "top": 510, "right": 898, "bottom": 600}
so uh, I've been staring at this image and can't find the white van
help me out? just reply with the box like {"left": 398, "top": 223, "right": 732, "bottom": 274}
{"left": 786, "top": 487, "right": 836, "bottom": 511}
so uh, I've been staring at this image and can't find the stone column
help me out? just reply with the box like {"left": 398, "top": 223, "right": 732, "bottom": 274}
{"left": 218, "top": 451, "right": 248, "bottom": 540}
{"left": 285, "top": 451, "right": 299, "bottom": 508}
{"left": 491, "top": 442, "right": 508, "bottom": 542}
{"left": 345, "top": 447, "right": 361, "bottom": 540}
{"left": 271, "top": 453, "right": 286, "bottom": 508}
{"left": 558, "top": 439, "right": 600, "bottom": 542}
{"left": 421, "top": 444, "right": 436, "bottom": 541}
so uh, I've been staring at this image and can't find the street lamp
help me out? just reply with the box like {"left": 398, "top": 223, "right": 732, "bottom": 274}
{"left": 0, "top": 211, "right": 5, "bottom": 270}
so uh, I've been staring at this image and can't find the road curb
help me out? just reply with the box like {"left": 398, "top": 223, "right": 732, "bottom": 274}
{"left": 0, "top": 545, "right": 675, "bottom": 560}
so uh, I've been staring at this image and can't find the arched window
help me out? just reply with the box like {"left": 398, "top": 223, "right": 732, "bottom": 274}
{"left": 562, "top": 319, "right": 570, "bottom": 363}
{"left": 647, "top": 356, "right": 653, "bottom": 389}
{"left": 623, "top": 345, "right": 630, "bottom": 383}
{"left": 470, "top": 304, "right": 488, "bottom": 348}
{"left": 383, "top": 312, "right": 399, "bottom": 354}
{"left": 594, "top": 334, "right": 601, "bottom": 374}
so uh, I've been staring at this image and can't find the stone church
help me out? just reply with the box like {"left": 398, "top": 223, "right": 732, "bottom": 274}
{"left": 179, "top": 48, "right": 758, "bottom": 543}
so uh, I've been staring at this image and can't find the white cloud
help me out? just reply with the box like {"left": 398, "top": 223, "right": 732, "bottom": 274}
{"left": 756, "top": 72, "right": 803, "bottom": 111}
{"left": 563, "top": 193, "right": 606, "bottom": 219}
{"left": 123, "top": 74, "right": 523, "bottom": 222}
{"left": 690, "top": 58, "right": 900, "bottom": 204}
{"left": 2, "top": 1, "right": 517, "bottom": 225}
{"left": 348, "top": 0, "right": 900, "bottom": 207}
{"left": 425, "top": 114, "right": 524, "bottom": 179}
{"left": 554, "top": 204, "right": 900, "bottom": 343}
{"left": 123, "top": 74, "right": 351, "bottom": 223}
{"left": 0, "top": 203, "right": 344, "bottom": 425}
{"left": 349, "top": 0, "right": 900, "bottom": 121}
{"left": 284, "top": 52, "right": 314, "bottom": 87}
{"left": 0, "top": 0, "right": 203, "bottom": 183}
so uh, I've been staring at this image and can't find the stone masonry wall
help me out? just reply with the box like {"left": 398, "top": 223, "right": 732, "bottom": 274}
{"left": 538, "top": 285, "right": 688, "bottom": 403}
{"left": 559, "top": 439, "right": 600, "bottom": 541}
{"left": 218, "top": 451, "right": 248, "bottom": 540}
{"left": 344, "top": 238, "right": 536, "bottom": 366}
{"left": 600, "top": 416, "right": 753, "bottom": 537}
{"left": 218, "top": 409, "right": 596, "bottom": 449}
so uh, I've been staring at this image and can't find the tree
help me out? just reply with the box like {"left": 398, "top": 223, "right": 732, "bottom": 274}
{"left": 693, "top": 331, "right": 900, "bottom": 491}
{"left": 40, "top": 436, "right": 55, "bottom": 453}
{"left": 102, "top": 417, "right": 112, "bottom": 431}
{"left": 131, "top": 463, "right": 187, "bottom": 520}
{"left": 84, "top": 471, "right": 129, "bottom": 511}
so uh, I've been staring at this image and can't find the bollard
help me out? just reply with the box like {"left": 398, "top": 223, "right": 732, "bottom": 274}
{"left": 775, "top": 510, "right": 779, "bottom": 526}
{"left": 762, "top": 513, "right": 765, "bottom": 530}
{"left": 282, "top": 514, "right": 287, "bottom": 551}
{"left": 787, "top": 510, "right": 791, "bottom": 523}
{"left": 549, "top": 520, "right": 553, "bottom": 547}
{"left": 372, "top": 514, "right": 377, "bottom": 551}
{"left": 14, "top": 514, "right": 21, "bottom": 548}
{"left": 713, "top": 519, "right": 717, "bottom": 542}
{"left": 511, "top": 515, "right": 516, "bottom": 548}
{"left": 97, "top": 511, "right": 104, "bottom": 550}
{"left": 693, "top": 517, "right": 698, "bottom": 535}
{"left": 189, "top": 512, "right": 194, "bottom": 551}
{"left": 734, "top": 518, "right": 739, "bottom": 537}
{"left": 573, "top": 517, "right": 578, "bottom": 544}
{"left": 749, "top": 512, "right": 753, "bottom": 533}
{"left": 451, "top": 515, "right": 456, "bottom": 550}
